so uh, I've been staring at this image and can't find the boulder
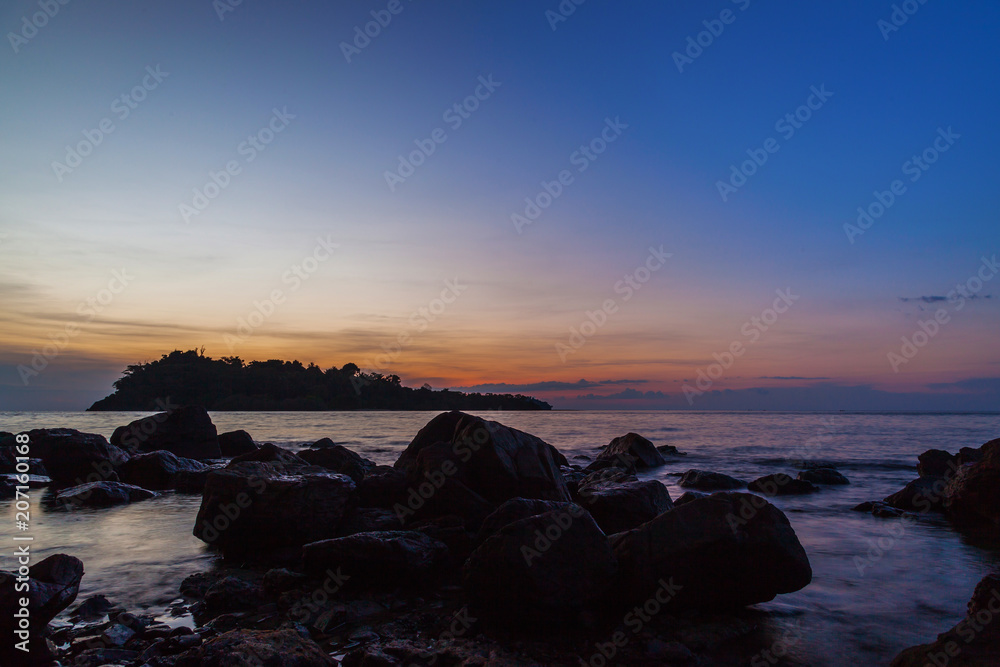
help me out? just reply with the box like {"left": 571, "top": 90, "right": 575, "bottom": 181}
{"left": 594, "top": 432, "right": 666, "bottom": 469}
{"left": 0, "top": 449, "right": 47, "bottom": 476}
{"left": 891, "top": 572, "right": 1000, "bottom": 666}
{"left": 656, "top": 444, "right": 687, "bottom": 457}
{"left": 55, "top": 481, "right": 155, "bottom": 507}
{"left": 463, "top": 504, "right": 617, "bottom": 624}
{"left": 302, "top": 531, "right": 449, "bottom": 586}
{"left": 357, "top": 465, "right": 408, "bottom": 508}
{"left": 0, "top": 554, "right": 84, "bottom": 664}
{"left": 25, "top": 428, "right": 129, "bottom": 485}
{"left": 943, "top": 438, "right": 1000, "bottom": 526}
{"left": 175, "top": 463, "right": 226, "bottom": 493}
{"left": 883, "top": 476, "right": 949, "bottom": 512}
{"left": 917, "top": 449, "right": 956, "bottom": 478}
{"left": 193, "top": 460, "right": 356, "bottom": 558}
{"left": 576, "top": 470, "right": 673, "bottom": 534}
{"left": 174, "top": 628, "right": 333, "bottom": 666}
{"left": 748, "top": 473, "right": 819, "bottom": 496}
{"left": 117, "top": 450, "right": 207, "bottom": 490}
{"left": 339, "top": 507, "right": 405, "bottom": 535}
{"left": 797, "top": 467, "right": 850, "bottom": 485}
{"left": 113, "top": 405, "right": 221, "bottom": 460}
{"left": 609, "top": 492, "right": 812, "bottom": 611}
{"left": 231, "top": 442, "right": 308, "bottom": 467}
{"left": 299, "top": 443, "right": 376, "bottom": 484}
{"left": 476, "top": 498, "right": 577, "bottom": 543}
{"left": 394, "top": 411, "right": 570, "bottom": 505}
{"left": 674, "top": 491, "right": 707, "bottom": 506}
{"left": 678, "top": 469, "right": 746, "bottom": 491}
{"left": 218, "top": 430, "right": 258, "bottom": 457}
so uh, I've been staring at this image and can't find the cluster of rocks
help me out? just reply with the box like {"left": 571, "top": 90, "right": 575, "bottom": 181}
{"left": 676, "top": 465, "right": 848, "bottom": 495}
{"left": 1, "top": 410, "right": 822, "bottom": 665}
{"left": 854, "top": 439, "right": 999, "bottom": 525}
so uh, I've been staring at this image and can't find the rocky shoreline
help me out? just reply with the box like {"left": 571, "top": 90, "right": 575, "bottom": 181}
{"left": 1, "top": 408, "right": 998, "bottom": 666}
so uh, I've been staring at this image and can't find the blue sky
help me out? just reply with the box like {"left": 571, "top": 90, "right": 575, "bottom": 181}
{"left": 1, "top": 0, "right": 998, "bottom": 410}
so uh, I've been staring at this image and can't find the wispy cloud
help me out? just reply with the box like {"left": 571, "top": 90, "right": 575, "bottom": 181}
{"left": 899, "top": 295, "right": 992, "bottom": 303}
{"left": 576, "top": 388, "right": 667, "bottom": 400}
{"left": 758, "top": 376, "right": 831, "bottom": 380}
{"left": 452, "top": 379, "right": 649, "bottom": 393}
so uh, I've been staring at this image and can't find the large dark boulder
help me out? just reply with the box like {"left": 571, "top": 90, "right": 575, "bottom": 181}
{"left": 891, "top": 572, "right": 1000, "bottom": 666}
{"left": 113, "top": 405, "right": 221, "bottom": 460}
{"left": 942, "top": 438, "right": 1000, "bottom": 527}
{"left": 55, "top": 481, "right": 155, "bottom": 508}
{"left": 302, "top": 531, "right": 449, "bottom": 586}
{"left": 594, "top": 432, "right": 666, "bottom": 469}
{"left": 174, "top": 628, "right": 333, "bottom": 666}
{"left": 476, "top": 498, "right": 577, "bottom": 543}
{"left": 218, "top": 430, "right": 258, "bottom": 457}
{"left": 299, "top": 442, "right": 376, "bottom": 484}
{"left": 678, "top": 469, "right": 746, "bottom": 491}
{"left": 0, "top": 554, "right": 84, "bottom": 665}
{"left": 884, "top": 476, "right": 949, "bottom": 512}
{"left": 918, "top": 449, "right": 957, "bottom": 478}
{"left": 193, "top": 457, "right": 356, "bottom": 559}
{"left": 609, "top": 492, "right": 812, "bottom": 611}
{"left": 575, "top": 469, "right": 673, "bottom": 534}
{"left": 462, "top": 504, "right": 617, "bottom": 624}
{"left": 748, "top": 473, "right": 819, "bottom": 496}
{"left": 117, "top": 450, "right": 207, "bottom": 490}
{"left": 26, "top": 428, "right": 128, "bottom": 485}
{"left": 394, "top": 411, "right": 570, "bottom": 505}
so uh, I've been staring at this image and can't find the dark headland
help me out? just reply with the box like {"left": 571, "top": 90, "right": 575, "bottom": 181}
{"left": 87, "top": 350, "right": 551, "bottom": 412}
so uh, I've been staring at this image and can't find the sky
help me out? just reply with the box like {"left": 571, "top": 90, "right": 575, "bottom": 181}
{"left": 1, "top": 0, "right": 998, "bottom": 411}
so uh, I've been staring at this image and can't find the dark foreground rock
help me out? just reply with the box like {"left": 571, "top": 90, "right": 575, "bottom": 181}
{"left": 55, "top": 481, "right": 156, "bottom": 507}
{"left": 26, "top": 428, "right": 129, "bottom": 485}
{"left": 594, "top": 432, "right": 666, "bottom": 469}
{"left": 302, "top": 531, "right": 449, "bottom": 586}
{"left": 575, "top": 469, "right": 673, "bottom": 534}
{"left": 678, "top": 469, "right": 747, "bottom": 491}
{"left": 174, "top": 628, "right": 333, "bottom": 666}
{"left": 944, "top": 438, "right": 1000, "bottom": 527}
{"left": 476, "top": 498, "right": 577, "bottom": 543}
{"left": 217, "top": 429, "right": 258, "bottom": 457}
{"left": 748, "top": 473, "right": 819, "bottom": 496}
{"left": 193, "top": 453, "right": 356, "bottom": 559}
{"left": 463, "top": 504, "right": 616, "bottom": 624}
{"left": 118, "top": 450, "right": 207, "bottom": 490}
{"left": 891, "top": 572, "right": 1000, "bottom": 666}
{"left": 0, "top": 554, "right": 84, "bottom": 664}
{"left": 610, "top": 492, "right": 812, "bottom": 611}
{"left": 113, "top": 405, "right": 222, "bottom": 460}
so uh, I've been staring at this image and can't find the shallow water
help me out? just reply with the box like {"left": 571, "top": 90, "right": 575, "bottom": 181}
{"left": 2, "top": 410, "right": 999, "bottom": 664}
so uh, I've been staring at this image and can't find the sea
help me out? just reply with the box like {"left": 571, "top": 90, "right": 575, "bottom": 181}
{"left": 2, "top": 410, "right": 999, "bottom": 665}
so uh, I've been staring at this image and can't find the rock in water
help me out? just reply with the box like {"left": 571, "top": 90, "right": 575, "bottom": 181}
{"left": 299, "top": 442, "right": 376, "bottom": 483}
{"left": 218, "top": 430, "right": 258, "bottom": 457}
{"left": 174, "top": 628, "right": 333, "bottom": 666}
{"left": 609, "top": 492, "right": 811, "bottom": 611}
{"left": 748, "top": 473, "right": 819, "bottom": 496}
{"left": 678, "top": 469, "right": 747, "bottom": 491}
{"left": 112, "top": 405, "right": 221, "bottom": 459}
{"left": 797, "top": 467, "right": 850, "bottom": 485}
{"left": 462, "top": 504, "right": 617, "bottom": 624}
{"left": 575, "top": 469, "right": 673, "bottom": 534}
{"left": 26, "top": 428, "right": 129, "bottom": 485}
{"left": 891, "top": 572, "right": 1000, "bottom": 666}
{"left": 944, "top": 438, "right": 1000, "bottom": 526}
{"left": 117, "top": 450, "right": 207, "bottom": 490}
{"left": 917, "top": 449, "right": 957, "bottom": 477}
{"left": 0, "top": 554, "right": 84, "bottom": 664}
{"left": 392, "top": 411, "right": 570, "bottom": 528}
{"left": 193, "top": 457, "right": 356, "bottom": 559}
{"left": 56, "top": 481, "right": 156, "bottom": 507}
{"left": 302, "top": 531, "right": 449, "bottom": 586}
{"left": 594, "top": 432, "right": 667, "bottom": 469}
{"left": 883, "top": 476, "right": 949, "bottom": 512}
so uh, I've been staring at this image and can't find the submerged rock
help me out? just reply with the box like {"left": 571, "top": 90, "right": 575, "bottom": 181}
{"left": 463, "top": 504, "right": 617, "bottom": 624}
{"left": 797, "top": 467, "right": 850, "bottom": 485}
{"left": 883, "top": 476, "right": 948, "bottom": 512}
{"left": 113, "top": 405, "right": 221, "bottom": 460}
{"left": 678, "top": 469, "right": 747, "bottom": 491}
{"left": 748, "top": 473, "right": 819, "bottom": 496}
{"left": 56, "top": 481, "right": 156, "bottom": 507}
{"left": 609, "top": 492, "right": 812, "bottom": 611}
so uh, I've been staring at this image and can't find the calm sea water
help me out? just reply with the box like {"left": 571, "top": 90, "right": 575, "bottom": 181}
{"left": 2, "top": 410, "right": 999, "bottom": 665}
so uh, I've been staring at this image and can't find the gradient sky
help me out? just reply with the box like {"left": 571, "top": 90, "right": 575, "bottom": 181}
{"left": 1, "top": 0, "right": 998, "bottom": 411}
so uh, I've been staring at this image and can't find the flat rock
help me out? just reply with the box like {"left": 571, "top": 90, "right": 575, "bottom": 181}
{"left": 748, "top": 473, "right": 820, "bottom": 496}
{"left": 118, "top": 450, "right": 207, "bottom": 490}
{"left": 56, "top": 481, "right": 155, "bottom": 508}
{"left": 797, "top": 467, "right": 850, "bottom": 485}
{"left": 678, "top": 469, "right": 747, "bottom": 491}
